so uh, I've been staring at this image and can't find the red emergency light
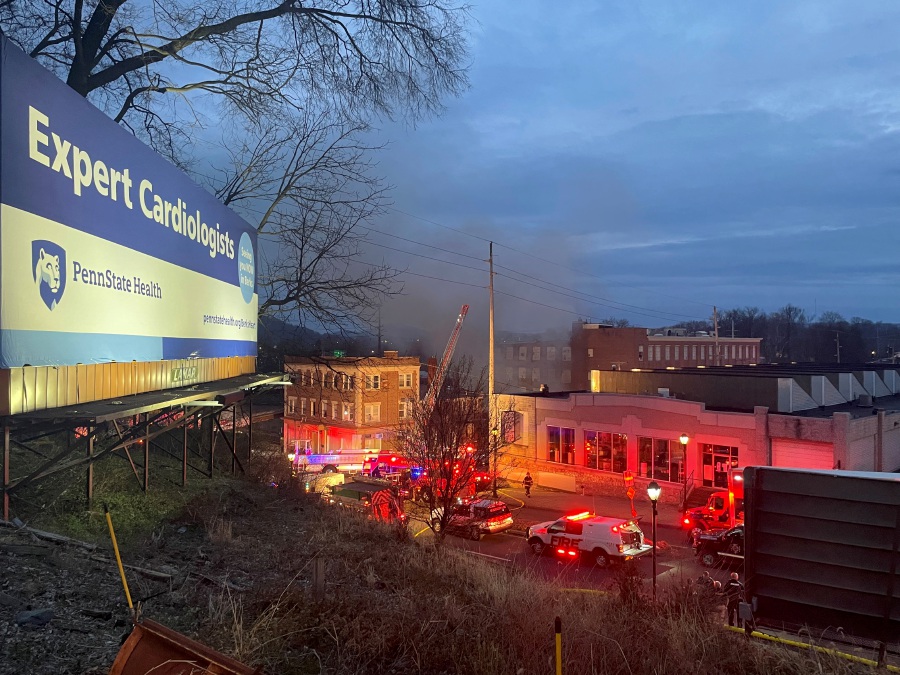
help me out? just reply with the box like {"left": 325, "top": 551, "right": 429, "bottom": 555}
{"left": 567, "top": 511, "right": 591, "bottom": 521}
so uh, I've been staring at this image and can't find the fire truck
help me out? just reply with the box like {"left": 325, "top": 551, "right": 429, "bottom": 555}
{"left": 288, "top": 440, "right": 380, "bottom": 474}
{"left": 681, "top": 467, "right": 745, "bottom": 536}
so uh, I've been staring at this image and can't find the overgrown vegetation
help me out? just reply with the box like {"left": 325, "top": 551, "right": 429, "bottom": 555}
{"left": 5, "top": 442, "right": 880, "bottom": 674}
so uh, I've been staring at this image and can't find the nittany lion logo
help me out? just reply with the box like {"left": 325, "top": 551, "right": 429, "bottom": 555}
{"left": 31, "top": 240, "right": 67, "bottom": 310}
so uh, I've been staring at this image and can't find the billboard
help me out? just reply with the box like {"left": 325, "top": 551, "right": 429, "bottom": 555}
{"left": 0, "top": 39, "right": 257, "bottom": 369}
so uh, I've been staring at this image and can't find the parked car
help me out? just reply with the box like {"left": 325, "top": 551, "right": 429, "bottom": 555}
{"left": 693, "top": 524, "right": 744, "bottom": 567}
{"left": 431, "top": 499, "right": 514, "bottom": 540}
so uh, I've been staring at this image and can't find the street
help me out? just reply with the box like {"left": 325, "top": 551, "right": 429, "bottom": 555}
{"left": 406, "top": 484, "right": 736, "bottom": 593}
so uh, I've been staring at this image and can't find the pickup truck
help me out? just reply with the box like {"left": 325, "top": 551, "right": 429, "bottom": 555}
{"left": 692, "top": 524, "right": 744, "bottom": 567}
{"left": 431, "top": 499, "right": 513, "bottom": 540}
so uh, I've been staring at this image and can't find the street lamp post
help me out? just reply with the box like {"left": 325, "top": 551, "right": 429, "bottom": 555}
{"left": 679, "top": 433, "right": 689, "bottom": 486}
{"left": 647, "top": 480, "right": 661, "bottom": 601}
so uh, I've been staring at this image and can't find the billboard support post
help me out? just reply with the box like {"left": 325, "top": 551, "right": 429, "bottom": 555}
{"left": 143, "top": 414, "right": 150, "bottom": 493}
{"left": 247, "top": 397, "right": 253, "bottom": 467}
{"left": 231, "top": 405, "right": 237, "bottom": 476}
{"left": 3, "top": 426, "right": 9, "bottom": 521}
{"left": 182, "top": 423, "right": 188, "bottom": 487}
{"left": 208, "top": 416, "right": 215, "bottom": 478}
{"left": 86, "top": 426, "right": 94, "bottom": 505}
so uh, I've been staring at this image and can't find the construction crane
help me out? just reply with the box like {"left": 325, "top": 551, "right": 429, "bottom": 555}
{"left": 423, "top": 304, "right": 469, "bottom": 416}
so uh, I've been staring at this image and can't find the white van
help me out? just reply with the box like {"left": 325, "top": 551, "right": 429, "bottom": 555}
{"left": 525, "top": 512, "right": 652, "bottom": 567}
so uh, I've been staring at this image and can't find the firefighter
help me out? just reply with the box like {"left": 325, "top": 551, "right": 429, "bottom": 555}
{"left": 723, "top": 572, "right": 744, "bottom": 627}
{"left": 523, "top": 471, "right": 534, "bottom": 498}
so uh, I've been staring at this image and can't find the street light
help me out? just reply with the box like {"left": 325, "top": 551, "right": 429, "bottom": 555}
{"left": 647, "top": 480, "right": 661, "bottom": 601}
{"left": 679, "top": 433, "right": 689, "bottom": 484}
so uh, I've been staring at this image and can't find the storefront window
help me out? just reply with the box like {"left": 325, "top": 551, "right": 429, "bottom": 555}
{"left": 638, "top": 436, "right": 681, "bottom": 482}
{"left": 548, "top": 426, "right": 561, "bottom": 463}
{"left": 700, "top": 443, "right": 739, "bottom": 488}
{"left": 548, "top": 426, "right": 575, "bottom": 464}
{"left": 561, "top": 427, "right": 575, "bottom": 465}
{"left": 585, "top": 430, "right": 598, "bottom": 469}
{"left": 586, "top": 430, "right": 627, "bottom": 473}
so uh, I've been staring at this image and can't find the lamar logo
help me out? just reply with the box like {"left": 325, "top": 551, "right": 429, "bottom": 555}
{"left": 32, "top": 240, "right": 67, "bottom": 310}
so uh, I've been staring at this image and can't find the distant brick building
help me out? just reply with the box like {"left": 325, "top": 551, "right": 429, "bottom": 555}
{"left": 570, "top": 322, "right": 762, "bottom": 389}
{"left": 283, "top": 351, "right": 420, "bottom": 454}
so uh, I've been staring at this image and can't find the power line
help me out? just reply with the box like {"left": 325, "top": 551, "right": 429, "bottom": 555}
{"left": 386, "top": 205, "right": 716, "bottom": 310}
{"left": 364, "top": 222, "right": 706, "bottom": 323}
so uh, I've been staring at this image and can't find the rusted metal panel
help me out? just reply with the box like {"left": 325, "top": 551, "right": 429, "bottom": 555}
{"left": 108, "top": 618, "right": 260, "bottom": 675}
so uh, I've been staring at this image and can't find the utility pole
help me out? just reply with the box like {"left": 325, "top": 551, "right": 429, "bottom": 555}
{"left": 713, "top": 306, "right": 720, "bottom": 366}
{"left": 489, "top": 242, "right": 498, "bottom": 497}
{"left": 835, "top": 331, "right": 841, "bottom": 364}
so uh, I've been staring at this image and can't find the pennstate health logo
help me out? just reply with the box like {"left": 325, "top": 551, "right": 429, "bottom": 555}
{"left": 32, "top": 240, "right": 67, "bottom": 310}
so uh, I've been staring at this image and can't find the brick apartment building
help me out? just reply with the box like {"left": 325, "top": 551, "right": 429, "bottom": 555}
{"left": 283, "top": 351, "right": 420, "bottom": 455}
{"left": 570, "top": 322, "right": 762, "bottom": 389}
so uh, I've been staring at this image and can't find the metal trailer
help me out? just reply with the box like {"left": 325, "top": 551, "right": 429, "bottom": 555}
{"left": 743, "top": 467, "right": 900, "bottom": 658}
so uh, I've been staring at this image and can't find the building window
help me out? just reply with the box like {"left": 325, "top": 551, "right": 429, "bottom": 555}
{"left": 324, "top": 373, "right": 332, "bottom": 389}
{"left": 310, "top": 400, "right": 318, "bottom": 416}
{"left": 584, "top": 431, "right": 628, "bottom": 473}
{"left": 561, "top": 369, "right": 571, "bottom": 384}
{"left": 505, "top": 346, "right": 514, "bottom": 360}
{"left": 655, "top": 345, "right": 661, "bottom": 361}
{"left": 692, "top": 345, "right": 697, "bottom": 360}
{"left": 332, "top": 400, "right": 338, "bottom": 420}
{"left": 700, "top": 443, "right": 739, "bottom": 488}
{"left": 547, "top": 346, "right": 557, "bottom": 361}
{"left": 700, "top": 345, "right": 705, "bottom": 360}
{"left": 287, "top": 397, "right": 296, "bottom": 414}
{"left": 346, "top": 376, "right": 355, "bottom": 390}
{"left": 364, "top": 403, "right": 381, "bottom": 422}
{"left": 638, "top": 345, "right": 644, "bottom": 361}
{"left": 647, "top": 345, "right": 653, "bottom": 362}
{"left": 587, "top": 348, "right": 594, "bottom": 358}
{"left": 751, "top": 345, "right": 756, "bottom": 360}
{"left": 674, "top": 346, "right": 680, "bottom": 361}
{"left": 562, "top": 347, "right": 571, "bottom": 362}
{"left": 532, "top": 367, "right": 540, "bottom": 383}
{"left": 501, "top": 410, "right": 521, "bottom": 443}
{"left": 519, "top": 367, "right": 528, "bottom": 382}
{"left": 400, "top": 373, "right": 413, "bottom": 388}
{"left": 638, "top": 437, "right": 684, "bottom": 483}
{"left": 303, "top": 371, "right": 312, "bottom": 386}
{"left": 365, "top": 375, "right": 380, "bottom": 390}
{"left": 519, "top": 346, "right": 527, "bottom": 360}
{"left": 665, "top": 345, "right": 671, "bottom": 361}
{"left": 505, "top": 368, "right": 514, "bottom": 385}
{"left": 321, "top": 400, "right": 328, "bottom": 418}
{"left": 399, "top": 399, "right": 407, "bottom": 419}
{"left": 547, "top": 426, "right": 575, "bottom": 464}
{"left": 343, "top": 402, "right": 353, "bottom": 421}
{"left": 532, "top": 346, "right": 541, "bottom": 361}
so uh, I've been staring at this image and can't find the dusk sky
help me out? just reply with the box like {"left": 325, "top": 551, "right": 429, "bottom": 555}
{"left": 360, "top": 1, "right": 900, "bottom": 352}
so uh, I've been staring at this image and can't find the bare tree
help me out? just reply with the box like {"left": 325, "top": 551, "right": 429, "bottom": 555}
{"left": 1, "top": 1, "right": 470, "bottom": 328}
{"left": 394, "top": 358, "right": 488, "bottom": 540}
{"left": 212, "top": 114, "right": 403, "bottom": 330}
